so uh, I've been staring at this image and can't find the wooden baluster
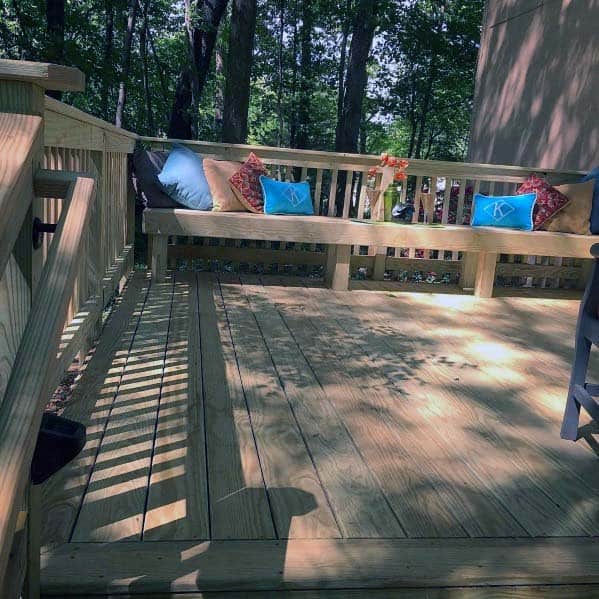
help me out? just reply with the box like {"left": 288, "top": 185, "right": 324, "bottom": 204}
{"left": 408, "top": 175, "right": 423, "bottom": 260}
{"left": 342, "top": 171, "right": 353, "bottom": 219}
{"left": 314, "top": 168, "right": 323, "bottom": 215}
{"left": 327, "top": 169, "right": 338, "bottom": 217}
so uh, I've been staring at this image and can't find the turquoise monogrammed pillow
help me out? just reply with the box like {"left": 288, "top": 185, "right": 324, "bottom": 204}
{"left": 260, "top": 176, "right": 314, "bottom": 215}
{"left": 471, "top": 193, "right": 537, "bottom": 231}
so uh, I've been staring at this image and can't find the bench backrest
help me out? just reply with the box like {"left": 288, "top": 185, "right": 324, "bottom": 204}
{"left": 141, "top": 137, "right": 584, "bottom": 224}
{"left": 140, "top": 137, "right": 589, "bottom": 290}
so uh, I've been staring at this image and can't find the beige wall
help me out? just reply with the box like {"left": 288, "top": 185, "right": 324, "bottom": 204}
{"left": 468, "top": 0, "right": 599, "bottom": 171}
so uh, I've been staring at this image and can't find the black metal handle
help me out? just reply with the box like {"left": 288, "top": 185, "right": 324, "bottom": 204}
{"left": 32, "top": 217, "right": 57, "bottom": 250}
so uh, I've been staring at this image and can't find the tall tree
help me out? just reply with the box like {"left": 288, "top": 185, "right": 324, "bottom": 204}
{"left": 45, "top": 0, "right": 65, "bottom": 99}
{"left": 115, "top": 0, "right": 139, "bottom": 128}
{"left": 100, "top": 0, "right": 115, "bottom": 120}
{"left": 335, "top": 0, "right": 379, "bottom": 153}
{"left": 294, "top": 0, "right": 314, "bottom": 149}
{"left": 276, "top": 0, "right": 285, "bottom": 146}
{"left": 140, "top": 0, "right": 154, "bottom": 133}
{"left": 335, "top": 0, "right": 352, "bottom": 142}
{"left": 168, "top": 0, "right": 229, "bottom": 139}
{"left": 214, "top": 40, "right": 225, "bottom": 136}
{"left": 222, "top": 0, "right": 257, "bottom": 144}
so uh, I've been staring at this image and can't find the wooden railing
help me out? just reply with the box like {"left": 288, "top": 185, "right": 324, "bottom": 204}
{"left": 141, "top": 137, "right": 588, "bottom": 289}
{"left": 0, "top": 60, "right": 136, "bottom": 597}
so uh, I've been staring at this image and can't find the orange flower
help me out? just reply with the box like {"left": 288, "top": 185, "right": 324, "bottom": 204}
{"left": 394, "top": 171, "right": 407, "bottom": 182}
{"left": 387, "top": 156, "right": 397, "bottom": 167}
{"left": 398, "top": 159, "right": 409, "bottom": 169}
{"left": 368, "top": 167, "right": 378, "bottom": 177}
{"left": 380, "top": 152, "right": 389, "bottom": 164}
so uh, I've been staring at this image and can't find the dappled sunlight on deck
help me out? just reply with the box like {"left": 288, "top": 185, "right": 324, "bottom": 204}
{"left": 38, "top": 271, "right": 599, "bottom": 594}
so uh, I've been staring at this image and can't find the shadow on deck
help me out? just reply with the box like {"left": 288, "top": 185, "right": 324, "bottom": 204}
{"left": 39, "top": 271, "right": 599, "bottom": 597}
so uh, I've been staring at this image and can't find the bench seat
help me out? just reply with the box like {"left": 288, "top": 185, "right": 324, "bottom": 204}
{"left": 143, "top": 208, "right": 596, "bottom": 297}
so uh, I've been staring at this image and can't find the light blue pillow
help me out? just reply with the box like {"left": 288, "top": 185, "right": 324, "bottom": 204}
{"left": 471, "top": 192, "right": 536, "bottom": 231}
{"left": 158, "top": 144, "right": 212, "bottom": 210}
{"left": 260, "top": 176, "right": 314, "bottom": 215}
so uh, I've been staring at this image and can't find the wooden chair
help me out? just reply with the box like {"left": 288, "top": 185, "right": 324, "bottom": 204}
{"left": 561, "top": 243, "right": 599, "bottom": 440}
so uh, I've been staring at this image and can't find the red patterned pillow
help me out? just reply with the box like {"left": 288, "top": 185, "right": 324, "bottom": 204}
{"left": 229, "top": 152, "right": 268, "bottom": 213}
{"left": 517, "top": 174, "right": 570, "bottom": 230}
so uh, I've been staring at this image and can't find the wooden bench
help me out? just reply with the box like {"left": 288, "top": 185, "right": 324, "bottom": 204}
{"left": 139, "top": 139, "right": 591, "bottom": 297}
{"left": 143, "top": 208, "right": 597, "bottom": 297}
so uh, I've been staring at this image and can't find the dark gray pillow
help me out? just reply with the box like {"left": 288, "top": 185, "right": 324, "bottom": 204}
{"left": 132, "top": 149, "right": 183, "bottom": 209}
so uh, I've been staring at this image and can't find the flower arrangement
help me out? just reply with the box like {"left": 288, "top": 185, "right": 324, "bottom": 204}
{"left": 367, "top": 153, "right": 409, "bottom": 186}
{"left": 366, "top": 153, "right": 410, "bottom": 221}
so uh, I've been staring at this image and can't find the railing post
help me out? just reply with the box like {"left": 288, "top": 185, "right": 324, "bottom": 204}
{"left": 0, "top": 58, "right": 85, "bottom": 599}
{"left": 372, "top": 166, "right": 395, "bottom": 281}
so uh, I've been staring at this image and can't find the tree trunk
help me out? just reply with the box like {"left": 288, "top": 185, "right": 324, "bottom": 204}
{"left": 413, "top": 57, "right": 437, "bottom": 159}
{"left": 45, "top": 0, "right": 65, "bottom": 99}
{"left": 222, "top": 0, "right": 257, "bottom": 144}
{"left": 168, "top": 69, "right": 193, "bottom": 139}
{"left": 276, "top": 0, "right": 285, "bottom": 146}
{"left": 288, "top": 0, "right": 299, "bottom": 148}
{"left": 214, "top": 41, "right": 224, "bottom": 138}
{"left": 334, "top": 0, "right": 379, "bottom": 154}
{"left": 115, "top": 0, "right": 139, "bottom": 128}
{"left": 413, "top": 4, "right": 444, "bottom": 159}
{"left": 100, "top": 0, "right": 114, "bottom": 120}
{"left": 294, "top": 0, "right": 313, "bottom": 150}
{"left": 168, "top": 0, "right": 229, "bottom": 139}
{"left": 140, "top": 0, "right": 154, "bottom": 134}
{"left": 335, "top": 0, "right": 352, "bottom": 142}
{"left": 147, "top": 26, "right": 169, "bottom": 107}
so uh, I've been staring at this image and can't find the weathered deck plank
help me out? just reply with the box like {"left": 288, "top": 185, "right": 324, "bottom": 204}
{"left": 237, "top": 275, "right": 405, "bottom": 538}
{"left": 218, "top": 276, "right": 341, "bottom": 539}
{"left": 260, "top": 278, "right": 523, "bottom": 537}
{"left": 71, "top": 277, "right": 173, "bottom": 541}
{"left": 40, "top": 271, "right": 149, "bottom": 549}
{"left": 40, "top": 537, "right": 599, "bottom": 594}
{"left": 143, "top": 273, "right": 210, "bottom": 540}
{"left": 332, "top": 287, "right": 599, "bottom": 535}
{"left": 197, "top": 273, "right": 275, "bottom": 540}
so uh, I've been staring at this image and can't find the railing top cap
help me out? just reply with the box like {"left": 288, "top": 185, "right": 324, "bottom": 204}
{"left": 0, "top": 59, "right": 85, "bottom": 92}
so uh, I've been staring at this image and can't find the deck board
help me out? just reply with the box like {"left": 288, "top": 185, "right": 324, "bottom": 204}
{"left": 40, "top": 271, "right": 599, "bottom": 595}
{"left": 71, "top": 277, "right": 173, "bottom": 541}
{"left": 143, "top": 273, "right": 210, "bottom": 540}
{"left": 238, "top": 275, "right": 406, "bottom": 538}
{"left": 40, "top": 271, "right": 150, "bottom": 549}
{"left": 334, "top": 288, "right": 599, "bottom": 535}
{"left": 262, "top": 280, "right": 526, "bottom": 537}
{"left": 218, "top": 276, "right": 341, "bottom": 539}
{"left": 198, "top": 273, "right": 275, "bottom": 540}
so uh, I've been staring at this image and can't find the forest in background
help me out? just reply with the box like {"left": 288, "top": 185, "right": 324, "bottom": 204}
{"left": 0, "top": 0, "right": 483, "bottom": 160}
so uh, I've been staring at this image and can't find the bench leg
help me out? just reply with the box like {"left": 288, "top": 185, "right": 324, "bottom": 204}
{"left": 149, "top": 234, "right": 167, "bottom": 281}
{"left": 462, "top": 251, "right": 497, "bottom": 298}
{"left": 372, "top": 247, "right": 387, "bottom": 281}
{"left": 325, "top": 244, "right": 351, "bottom": 290}
{"left": 461, "top": 252, "right": 478, "bottom": 289}
{"left": 474, "top": 252, "right": 498, "bottom": 298}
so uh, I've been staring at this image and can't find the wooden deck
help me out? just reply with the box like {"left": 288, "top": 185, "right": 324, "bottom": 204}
{"left": 39, "top": 271, "right": 599, "bottom": 597}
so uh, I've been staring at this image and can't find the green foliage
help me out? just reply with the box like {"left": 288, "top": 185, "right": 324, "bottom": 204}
{"left": 0, "top": 0, "right": 483, "bottom": 161}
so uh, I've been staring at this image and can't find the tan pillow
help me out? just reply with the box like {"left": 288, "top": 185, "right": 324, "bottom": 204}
{"left": 541, "top": 180, "right": 595, "bottom": 234}
{"left": 203, "top": 159, "right": 247, "bottom": 212}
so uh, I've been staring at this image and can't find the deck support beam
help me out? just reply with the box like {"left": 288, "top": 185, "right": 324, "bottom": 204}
{"left": 461, "top": 251, "right": 497, "bottom": 298}
{"left": 372, "top": 249, "right": 387, "bottom": 281}
{"left": 325, "top": 244, "right": 351, "bottom": 290}
{"left": 149, "top": 234, "right": 167, "bottom": 281}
